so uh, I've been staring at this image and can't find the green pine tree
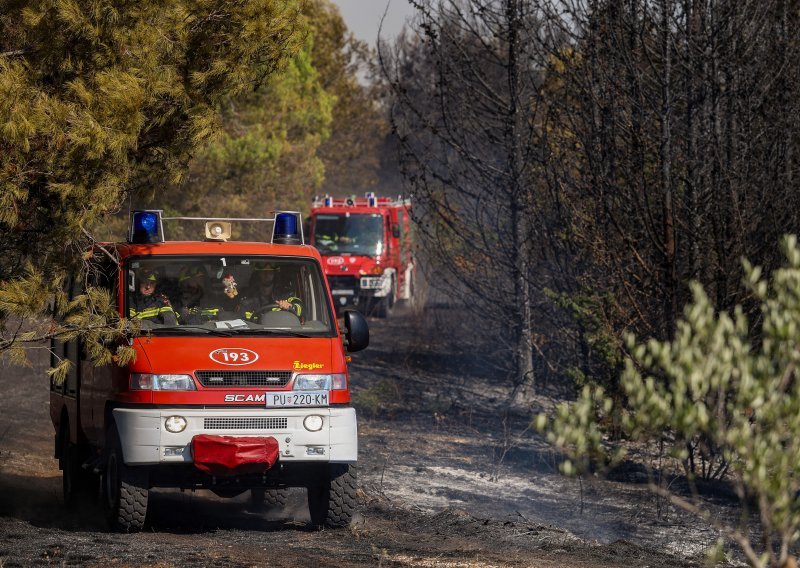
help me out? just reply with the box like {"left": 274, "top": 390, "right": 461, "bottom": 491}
{"left": 0, "top": 0, "right": 306, "bottom": 366}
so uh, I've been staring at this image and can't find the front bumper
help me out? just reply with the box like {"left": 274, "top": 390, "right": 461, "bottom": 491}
{"left": 112, "top": 406, "right": 357, "bottom": 466}
{"left": 360, "top": 274, "right": 392, "bottom": 298}
{"left": 328, "top": 275, "right": 362, "bottom": 309}
{"left": 328, "top": 274, "right": 392, "bottom": 311}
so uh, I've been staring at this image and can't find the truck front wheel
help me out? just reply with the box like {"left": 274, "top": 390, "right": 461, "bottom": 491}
{"left": 307, "top": 463, "right": 357, "bottom": 528}
{"left": 103, "top": 424, "right": 149, "bottom": 532}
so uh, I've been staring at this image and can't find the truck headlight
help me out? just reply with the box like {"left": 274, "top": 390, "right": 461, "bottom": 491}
{"left": 293, "top": 374, "right": 347, "bottom": 391}
{"left": 131, "top": 374, "right": 196, "bottom": 391}
{"left": 294, "top": 374, "right": 331, "bottom": 390}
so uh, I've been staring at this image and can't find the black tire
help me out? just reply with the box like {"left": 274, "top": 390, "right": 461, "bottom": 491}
{"left": 103, "top": 424, "right": 149, "bottom": 532}
{"left": 250, "top": 487, "right": 288, "bottom": 511}
{"left": 307, "top": 464, "right": 357, "bottom": 528}
{"left": 60, "top": 419, "right": 98, "bottom": 509}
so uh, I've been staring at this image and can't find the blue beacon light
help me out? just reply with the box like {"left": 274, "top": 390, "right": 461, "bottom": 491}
{"left": 136, "top": 212, "right": 157, "bottom": 232}
{"left": 130, "top": 210, "right": 162, "bottom": 243}
{"left": 273, "top": 212, "right": 301, "bottom": 244}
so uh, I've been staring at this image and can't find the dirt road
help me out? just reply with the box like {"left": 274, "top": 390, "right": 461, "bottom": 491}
{"left": 0, "top": 308, "right": 715, "bottom": 567}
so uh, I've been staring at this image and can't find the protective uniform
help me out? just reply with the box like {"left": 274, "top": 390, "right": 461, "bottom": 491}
{"left": 241, "top": 268, "right": 303, "bottom": 322}
{"left": 129, "top": 271, "right": 177, "bottom": 325}
{"left": 176, "top": 266, "right": 219, "bottom": 324}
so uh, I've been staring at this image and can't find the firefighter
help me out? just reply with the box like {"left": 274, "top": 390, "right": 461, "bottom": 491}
{"left": 316, "top": 231, "right": 352, "bottom": 251}
{"left": 129, "top": 269, "right": 177, "bottom": 325}
{"left": 176, "top": 265, "right": 219, "bottom": 324}
{"left": 272, "top": 270, "right": 303, "bottom": 319}
{"left": 241, "top": 266, "right": 304, "bottom": 322}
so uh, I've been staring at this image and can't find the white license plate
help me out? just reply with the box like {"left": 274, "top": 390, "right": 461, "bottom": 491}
{"left": 265, "top": 391, "right": 329, "bottom": 407}
{"left": 360, "top": 277, "right": 382, "bottom": 289}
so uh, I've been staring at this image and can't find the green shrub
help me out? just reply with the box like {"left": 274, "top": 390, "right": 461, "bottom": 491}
{"left": 539, "top": 235, "right": 800, "bottom": 568}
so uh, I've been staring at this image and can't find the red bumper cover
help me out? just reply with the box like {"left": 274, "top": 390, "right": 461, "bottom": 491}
{"left": 191, "top": 435, "right": 279, "bottom": 476}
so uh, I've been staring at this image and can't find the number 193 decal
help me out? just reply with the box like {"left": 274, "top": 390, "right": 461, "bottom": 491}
{"left": 209, "top": 348, "right": 259, "bottom": 366}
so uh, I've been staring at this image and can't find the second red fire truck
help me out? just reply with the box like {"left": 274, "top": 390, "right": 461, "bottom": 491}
{"left": 308, "top": 193, "right": 415, "bottom": 317}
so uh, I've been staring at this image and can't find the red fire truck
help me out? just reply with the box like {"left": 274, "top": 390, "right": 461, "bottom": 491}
{"left": 50, "top": 210, "right": 369, "bottom": 531}
{"left": 308, "top": 193, "right": 415, "bottom": 317}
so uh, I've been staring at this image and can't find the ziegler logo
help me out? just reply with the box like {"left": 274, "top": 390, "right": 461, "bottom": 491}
{"left": 327, "top": 257, "right": 345, "bottom": 265}
{"left": 294, "top": 360, "right": 323, "bottom": 370}
{"left": 224, "top": 394, "right": 265, "bottom": 402}
{"left": 209, "top": 348, "right": 258, "bottom": 366}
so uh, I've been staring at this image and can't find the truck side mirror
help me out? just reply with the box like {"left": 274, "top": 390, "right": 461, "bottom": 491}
{"left": 392, "top": 224, "right": 400, "bottom": 239}
{"left": 343, "top": 310, "right": 369, "bottom": 352}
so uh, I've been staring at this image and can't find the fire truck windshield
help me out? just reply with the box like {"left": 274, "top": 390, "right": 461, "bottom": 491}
{"left": 313, "top": 214, "right": 383, "bottom": 256}
{"left": 124, "top": 256, "right": 335, "bottom": 336}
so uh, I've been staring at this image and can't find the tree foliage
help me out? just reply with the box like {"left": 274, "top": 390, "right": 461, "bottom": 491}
{"left": 0, "top": 0, "right": 306, "bottom": 362}
{"left": 541, "top": 236, "right": 800, "bottom": 568}
{"left": 126, "top": 0, "right": 386, "bottom": 242}
{"left": 309, "top": 0, "right": 389, "bottom": 197}
{"left": 158, "top": 32, "right": 334, "bottom": 230}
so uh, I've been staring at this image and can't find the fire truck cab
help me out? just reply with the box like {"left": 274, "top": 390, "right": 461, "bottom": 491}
{"left": 49, "top": 210, "right": 369, "bottom": 531}
{"left": 309, "top": 193, "right": 414, "bottom": 317}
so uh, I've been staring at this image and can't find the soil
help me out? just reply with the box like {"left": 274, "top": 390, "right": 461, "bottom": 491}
{"left": 0, "top": 306, "right": 739, "bottom": 567}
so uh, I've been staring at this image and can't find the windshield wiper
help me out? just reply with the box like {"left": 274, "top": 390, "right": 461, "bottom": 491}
{"left": 232, "top": 328, "right": 315, "bottom": 338}
{"left": 147, "top": 326, "right": 235, "bottom": 337}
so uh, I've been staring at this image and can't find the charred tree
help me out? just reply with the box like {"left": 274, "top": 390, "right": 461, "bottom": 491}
{"left": 540, "top": 0, "right": 800, "bottom": 391}
{"left": 383, "top": 0, "right": 561, "bottom": 402}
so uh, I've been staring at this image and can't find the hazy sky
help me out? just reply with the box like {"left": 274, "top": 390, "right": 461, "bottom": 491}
{"left": 331, "top": 0, "right": 417, "bottom": 45}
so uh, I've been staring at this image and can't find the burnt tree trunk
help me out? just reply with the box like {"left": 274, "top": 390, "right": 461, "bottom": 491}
{"left": 507, "top": 0, "right": 535, "bottom": 401}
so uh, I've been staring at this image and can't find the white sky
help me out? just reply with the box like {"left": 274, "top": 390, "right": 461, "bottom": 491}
{"left": 331, "top": 0, "right": 417, "bottom": 46}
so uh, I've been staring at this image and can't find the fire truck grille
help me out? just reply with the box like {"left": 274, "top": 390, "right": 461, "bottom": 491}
{"left": 195, "top": 370, "right": 292, "bottom": 388}
{"left": 204, "top": 417, "right": 288, "bottom": 430}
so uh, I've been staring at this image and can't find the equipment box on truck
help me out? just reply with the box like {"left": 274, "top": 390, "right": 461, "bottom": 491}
{"left": 49, "top": 210, "right": 369, "bottom": 531}
{"left": 308, "top": 193, "right": 415, "bottom": 317}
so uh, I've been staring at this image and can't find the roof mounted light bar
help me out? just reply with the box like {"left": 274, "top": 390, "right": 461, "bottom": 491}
{"left": 127, "top": 210, "right": 304, "bottom": 245}
{"left": 311, "top": 193, "right": 410, "bottom": 208}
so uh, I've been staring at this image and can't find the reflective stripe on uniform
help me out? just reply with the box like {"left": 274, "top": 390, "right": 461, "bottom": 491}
{"left": 130, "top": 305, "right": 175, "bottom": 319}
{"left": 270, "top": 296, "right": 302, "bottom": 317}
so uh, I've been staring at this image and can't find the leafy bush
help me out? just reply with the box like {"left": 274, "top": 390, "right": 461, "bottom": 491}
{"left": 539, "top": 235, "right": 800, "bottom": 567}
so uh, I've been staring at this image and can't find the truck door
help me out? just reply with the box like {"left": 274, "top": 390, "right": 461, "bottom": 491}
{"left": 51, "top": 275, "right": 81, "bottom": 443}
{"left": 79, "top": 260, "right": 119, "bottom": 446}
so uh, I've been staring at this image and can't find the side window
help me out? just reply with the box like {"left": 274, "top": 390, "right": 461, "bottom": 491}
{"left": 88, "top": 260, "right": 118, "bottom": 293}
{"left": 50, "top": 276, "right": 81, "bottom": 396}
{"left": 87, "top": 259, "right": 120, "bottom": 313}
{"left": 100, "top": 261, "right": 119, "bottom": 296}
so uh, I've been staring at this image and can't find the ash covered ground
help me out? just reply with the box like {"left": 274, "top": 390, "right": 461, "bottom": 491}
{"left": 0, "top": 306, "right": 741, "bottom": 567}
